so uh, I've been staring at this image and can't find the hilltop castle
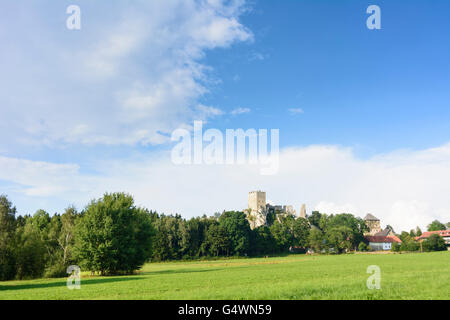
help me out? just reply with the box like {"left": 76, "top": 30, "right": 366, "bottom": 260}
{"left": 245, "top": 191, "right": 306, "bottom": 229}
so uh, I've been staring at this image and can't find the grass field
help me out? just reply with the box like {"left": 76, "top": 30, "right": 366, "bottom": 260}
{"left": 1, "top": 251, "right": 449, "bottom": 300}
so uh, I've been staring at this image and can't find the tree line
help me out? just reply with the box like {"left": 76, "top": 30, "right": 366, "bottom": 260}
{"left": 1, "top": 193, "right": 448, "bottom": 281}
{"left": 391, "top": 221, "right": 448, "bottom": 252}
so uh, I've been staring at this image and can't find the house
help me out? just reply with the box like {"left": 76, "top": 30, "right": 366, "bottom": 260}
{"left": 365, "top": 235, "right": 402, "bottom": 251}
{"left": 363, "top": 213, "right": 399, "bottom": 250}
{"left": 415, "top": 230, "right": 450, "bottom": 248}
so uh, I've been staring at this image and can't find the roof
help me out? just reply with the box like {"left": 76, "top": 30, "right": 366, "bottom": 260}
{"left": 365, "top": 235, "right": 402, "bottom": 243}
{"left": 364, "top": 213, "right": 379, "bottom": 221}
{"left": 415, "top": 230, "right": 450, "bottom": 241}
{"left": 374, "top": 228, "right": 393, "bottom": 237}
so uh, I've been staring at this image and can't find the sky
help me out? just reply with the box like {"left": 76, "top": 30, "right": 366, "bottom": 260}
{"left": 0, "top": 0, "right": 450, "bottom": 232}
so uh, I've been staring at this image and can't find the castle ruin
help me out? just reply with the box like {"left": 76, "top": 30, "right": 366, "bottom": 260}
{"left": 245, "top": 190, "right": 306, "bottom": 229}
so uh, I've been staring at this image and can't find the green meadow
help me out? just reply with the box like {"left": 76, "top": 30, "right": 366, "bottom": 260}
{"left": 1, "top": 251, "right": 449, "bottom": 300}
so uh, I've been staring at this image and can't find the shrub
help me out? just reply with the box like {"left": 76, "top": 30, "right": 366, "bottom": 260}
{"left": 422, "top": 234, "right": 447, "bottom": 252}
{"left": 44, "top": 262, "right": 68, "bottom": 278}
{"left": 358, "top": 242, "right": 368, "bottom": 252}
{"left": 391, "top": 243, "right": 401, "bottom": 252}
{"left": 400, "top": 241, "right": 419, "bottom": 252}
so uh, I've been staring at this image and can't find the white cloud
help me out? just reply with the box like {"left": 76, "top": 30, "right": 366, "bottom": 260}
{"left": 288, "top": 108, "right": 304, "bottom": 114}
{"left": 0, "top": 156, "right": 82, "bottom": 197}
{"left": 82, "top": 20, "right": 147, "bottom": 78}
{"left": 230, "top": 107, "right": 251, "bottom": 115}
{"left": 2, "top": 143, "right": 450, "bottom": 232}
{"left": 195, "top": 105, "right": 225, "bottom": 118}
{"left": 248, "top": 52, "right": 266, "bottom": 61}
{"left": 0, "top": 0, "right": 253, "bottom": 147}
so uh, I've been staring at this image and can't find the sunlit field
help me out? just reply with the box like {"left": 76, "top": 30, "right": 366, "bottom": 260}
{"left": 1, "top": 251, "right": 449, "bottom": 300}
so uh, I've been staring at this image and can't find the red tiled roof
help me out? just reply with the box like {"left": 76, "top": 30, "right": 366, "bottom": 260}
{"left": 365, "top": 235, "right": 402, "bottom": 243}
{"left": 415, "top": 230, "right": 450, "bottom": 241}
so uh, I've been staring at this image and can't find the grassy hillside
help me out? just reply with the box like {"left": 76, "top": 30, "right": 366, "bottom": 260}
{"left": 1, "top": 251, "right": 449, "bottom": 300}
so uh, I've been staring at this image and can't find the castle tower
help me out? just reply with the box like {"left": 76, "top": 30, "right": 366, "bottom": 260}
{"left": 248, "top": 191, "right": 266, "bottom": 212}
{"left": 247, "top": 191, "right": 267, "bottom": 229}
{"left": 364, "top": 213, "right": 382, "bottom": 235}
{"left": 300, "top": 204, "right": 307, "bottom": 219}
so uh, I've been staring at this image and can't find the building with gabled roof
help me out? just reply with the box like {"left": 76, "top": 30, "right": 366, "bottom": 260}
{"left": 415, "top": 230, "right": 450, "bottom": 247}
{"left": 365, "top": 235, "right": 402, "bottom": 251}
{"left": 363, "top": 214, "right": 399, "bottom": 250}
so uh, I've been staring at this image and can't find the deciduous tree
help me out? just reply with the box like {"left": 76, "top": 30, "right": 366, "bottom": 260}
{"left": 74, "top": 193, "right": 154, "bottom": 275}
{"left": 427, "top": 220, "right": 446, "bottom": 231}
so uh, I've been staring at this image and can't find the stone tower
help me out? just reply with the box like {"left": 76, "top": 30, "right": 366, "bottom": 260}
{"left": 300, "top": 204, "right": 307, "bottom": 219}
{"left": 248, "top": 191, "right": 266, "bottom": 212}
{"left": 364, "top": 213, "right": 382, "bottom": 235}
{"left": 247, "top": 191, "right": 267, "bottom": 229}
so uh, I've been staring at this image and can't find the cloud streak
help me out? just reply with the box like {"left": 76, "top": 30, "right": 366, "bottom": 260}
{"left": 231, "top": 107, "right": 251, "bottom": 115}
{"left": 288, "top": 108, "right": 304, "bottom": 115}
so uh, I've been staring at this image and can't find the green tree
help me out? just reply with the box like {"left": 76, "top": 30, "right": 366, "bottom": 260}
{"left": 179, "top": 217, "right": 205, "bottom": 259}
{"left": 151, "top": 217, "right": 173, "bottom": 261}
{"left": 25, "top": 209, "right": 57, "bottom": 269}
{"left": 422, "top": 234, "right": 447, "bottom": 252}
{"left": 43, "top": 207, "right": 79, "bottom": 277}
{"left": 74, "top": 193, "right": 154, "bottom": 275}
{"left": 270, "top": 219, "right": 292, "bottom": 252}
{"left": 58, "top": 206, "right": 78, "bottom": 265}
{"left": 219, "top": 211, "right": 251, "bottom": 256}
{"left": 325, "top": 226, "right": 354, "bottom": 253}
{"left": 415, "top": 227, "right": 422, "bottom": 237}
{"left": 308, "top": 211, "right": 322, "bottom": 228}
{"left": 399, "top": 231, "right": 411, "bottom": 243}
{"left": 151, "top": 214, "right": 184, "bottom": 261}
{"left": 204, "top": 223, "right": 230, "bottom": 256}
{"left": 291, "top": 218, "right": 311, "bottom": 248}
{"left": 268, "top": 215, "right": 310, "bottom": 252}
{"left": 15, "top": 222, "right": 46, "bottom": 279}
{"left": 250, "top": 226, "right": 277, "bottom": 255}
{"left": 427, "top": 220, "right": 446, "bottom": 231}
{"left": 319, "top": 214, "right": 367, "bottom": 251}
{"left": 308, "top": 228, "right": 325, "bottom": 253}
{"left": 399, "top": 239, "right": 419, "bottom": 252}
{"left": 0, "top": 195, "right": 17, "bottom": 280}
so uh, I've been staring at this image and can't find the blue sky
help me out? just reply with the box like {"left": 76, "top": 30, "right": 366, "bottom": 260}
{"left": 0, "top": 0, "right": 449, "bottom": 231}
{"left": 202, "top": 0, "right": 450, "bottom": 154}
